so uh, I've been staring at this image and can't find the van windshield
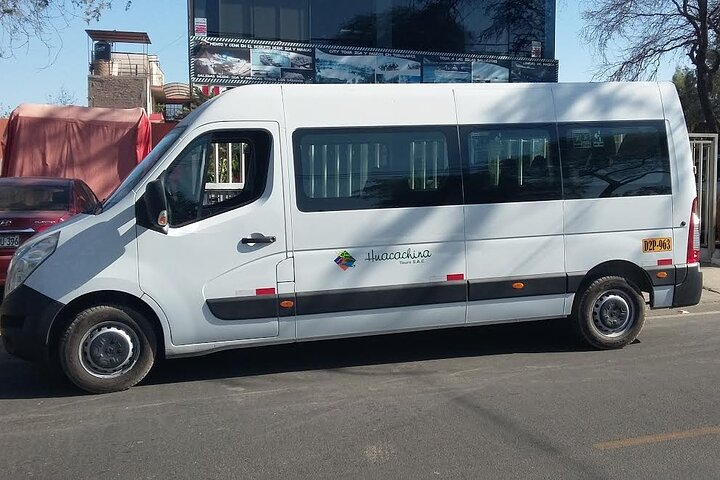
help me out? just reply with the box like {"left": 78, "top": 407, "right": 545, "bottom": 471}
{"left": 102, "top": 127, "right": 186, "bottom": 211}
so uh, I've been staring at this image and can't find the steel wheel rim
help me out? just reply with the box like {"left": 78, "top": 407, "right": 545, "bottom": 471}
{"left": 78, "top": 321, "right": 140, "bottom": 378}
{"left": 591, "top": 289, "right": 635, "bottom": 338}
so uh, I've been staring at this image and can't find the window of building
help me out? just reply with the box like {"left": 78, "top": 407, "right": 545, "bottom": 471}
{"left": 164, "top": 130, "right": 271, "bottom": 226}
{"left": 252, "top": 0, "right": 309, "bottom": 41}
{"left": 310, "top": 0, "right": 375, "bottom": 45}
{"left": 559, "top": 121, "right": 671, "bottom": 199}
{"left": 164, "top": 104, "right": 185, "bottom": 121}
{"left": 461, "top": 124, "right": 561, "bottom": 204}
{"left": 294, "top": 127, "right": 462, "bottom": 211}
{"left": 197, "top": 0, "right": 310, "bottom": 40}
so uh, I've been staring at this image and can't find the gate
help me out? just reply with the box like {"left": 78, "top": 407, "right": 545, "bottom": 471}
{"left": 689, "top": 133, "right": 719, "bottom": 262}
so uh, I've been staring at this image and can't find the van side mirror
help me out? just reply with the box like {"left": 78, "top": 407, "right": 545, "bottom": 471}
{"left": 136, "top": 176, "right": 169, "bottom": 233}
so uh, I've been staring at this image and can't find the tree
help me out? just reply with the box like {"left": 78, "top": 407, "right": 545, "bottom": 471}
{"left": 472, "top": 0, "right": 548, "bottom": 56}
{"left": 173, "top": 86, "right": 216, "bottom": 121}
{"left": 0, "top": 0, "right": 132, "bottom": 58}
{"left": 672, "top": 66, "right": 720, "bottom": 131}
{"left": 582, "top": 1, "right": 720, "bottom": 133}
{"left": 47, "top": 85, "right": 78, "bottom": 105}
{"left": 0, "top": 102, "right": 12, "bottom": 117}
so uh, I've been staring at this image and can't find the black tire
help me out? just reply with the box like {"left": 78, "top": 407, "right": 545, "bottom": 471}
{"left": 572, "top": 276, "right": 645, "bottom": 349}
{"left": 58, "top": 305, "right": 157, "bottom": 394}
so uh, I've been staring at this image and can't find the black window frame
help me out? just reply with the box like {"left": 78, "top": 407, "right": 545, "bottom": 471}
{"left": 293, "top": 125, "right": 463, "bottom": 212}
{"left": 165, "top": 129, "right": 272, "bottom": 227}
{"left": 74, "top": 181, "right": 99, "bottom": 214}
{"left": 459, "top": 122, "right": 563, "bottom": 205}
{"left": 558, "top": 120, "right": 672, "bottom": 200}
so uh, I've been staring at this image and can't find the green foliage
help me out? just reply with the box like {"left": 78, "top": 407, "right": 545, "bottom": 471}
{"left": 205, "top": 142, "right": 244, "bottom": 184}
{"left": 673, "top": 67, "right": 720, "bottom": 132}
{"left": 173, "top": 86, "right": 217, "bottom": 121}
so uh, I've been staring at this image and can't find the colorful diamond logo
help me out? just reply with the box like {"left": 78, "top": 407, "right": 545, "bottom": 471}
{"left": 334, "top": 251, "right": 356, "bottom": 271}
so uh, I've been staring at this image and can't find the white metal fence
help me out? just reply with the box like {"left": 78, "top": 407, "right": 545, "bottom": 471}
{"left": 689, "top": 133, "right": 718, "bottom": 262}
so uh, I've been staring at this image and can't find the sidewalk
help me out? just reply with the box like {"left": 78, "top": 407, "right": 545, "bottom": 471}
{"left": 701, "top": 264, "right": 720, "bottom": 303}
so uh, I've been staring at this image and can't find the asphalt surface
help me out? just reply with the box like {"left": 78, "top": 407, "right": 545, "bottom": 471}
{"left": 1, "top": 299, "right": 719, "bottom": 479}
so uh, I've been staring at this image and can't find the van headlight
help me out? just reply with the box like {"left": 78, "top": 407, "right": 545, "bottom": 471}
{"left": 5, "top": 232, "right": 60, "bottom": 296}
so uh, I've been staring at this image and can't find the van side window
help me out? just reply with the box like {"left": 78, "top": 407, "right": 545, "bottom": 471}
{"left": 164, "top": 130, "right": 271, "bottom": 227}
{"left": 293, "top": 127, "right": 462, "bottom": 212}
{"left": 559, "top": 121, "right": 671, "bottom": 199}
{"left": 461, "top": 124, "right": 562, "bottom": 204}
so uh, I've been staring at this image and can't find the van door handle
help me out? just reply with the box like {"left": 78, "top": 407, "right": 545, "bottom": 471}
{"left": 241, "top": 235, "right": 276, "bottom": 244}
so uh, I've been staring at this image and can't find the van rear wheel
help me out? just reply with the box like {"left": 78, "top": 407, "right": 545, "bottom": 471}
{"left": 572, "top": 276, "right": 645, "bottom": 349}
{"left": 59, "top": 305, "right": 157, "bottom": 394}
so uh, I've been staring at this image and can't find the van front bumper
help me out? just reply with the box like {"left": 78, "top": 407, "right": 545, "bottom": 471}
{"left": 672, "top": 264, "right": 703, "bottom": 308}
{"left": 0, "top": 285, "right": 64, "bottom": 362}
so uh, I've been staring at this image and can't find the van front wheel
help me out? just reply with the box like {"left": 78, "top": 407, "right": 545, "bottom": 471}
{"left": 573, "top": 276, "right": 645, "bottom": 349}
{"left": 59, "top": 305, "right": 157, "bottom": 394}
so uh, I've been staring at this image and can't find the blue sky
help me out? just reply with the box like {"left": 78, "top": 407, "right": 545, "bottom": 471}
{"left": 0, "top": 0, "right": 686, "bottom": 112}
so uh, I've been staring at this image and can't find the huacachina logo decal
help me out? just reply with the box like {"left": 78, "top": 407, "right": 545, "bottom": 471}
{"left": 334, "top": 250, "right": 356, "bottom": 271}
{"left": 365, "top": 247, "right": 432, "bottom": 265}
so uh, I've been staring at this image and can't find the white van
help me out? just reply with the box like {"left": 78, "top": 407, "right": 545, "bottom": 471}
{"left": 0, "top": 82, "right": 702, "bottom": 393}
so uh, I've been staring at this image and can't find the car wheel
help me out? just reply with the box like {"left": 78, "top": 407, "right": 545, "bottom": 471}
{"left": 59, "top": 305, "right": 157, "bottom": 394}
{"left": 572, "top": 276, "right": 646, "bottom": 349}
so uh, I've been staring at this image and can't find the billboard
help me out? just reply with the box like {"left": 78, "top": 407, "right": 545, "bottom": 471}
{"left": 192, "top": 38, "right": 315, "bottom": 85}
{"left": 190, "top": 37, "right": 558, "bottom": 87}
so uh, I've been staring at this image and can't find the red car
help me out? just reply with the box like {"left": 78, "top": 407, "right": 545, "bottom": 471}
{"left": 0, "top": 177, "right": 99, "bottom": 288}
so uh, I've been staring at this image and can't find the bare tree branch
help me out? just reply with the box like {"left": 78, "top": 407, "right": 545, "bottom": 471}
{"left": 0, "top": 0, "right": 132, "bottom": 59}
{"left": 582, "top": 0, "right": 720, "bottom": 132}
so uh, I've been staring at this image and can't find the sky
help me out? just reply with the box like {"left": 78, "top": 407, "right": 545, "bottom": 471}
{"left": 0, "top": 0, "right": 688, "bottom": 113}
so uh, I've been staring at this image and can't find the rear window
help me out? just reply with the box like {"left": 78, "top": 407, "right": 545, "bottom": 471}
{"left": 0, "top": 185, "right": 70, "bottom": 211}
{"left": 559, "top": 121, "right": 672, "bottom": 199}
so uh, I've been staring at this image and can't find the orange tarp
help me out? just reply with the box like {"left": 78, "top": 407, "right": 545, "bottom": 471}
{"left": 0, "top": 104, "right": 151, "bottom": 200}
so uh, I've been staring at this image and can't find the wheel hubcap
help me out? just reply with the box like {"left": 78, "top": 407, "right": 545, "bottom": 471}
{"left": 79, "top": 323, "right": 139, "bottom": 378}
{"left": 592, "top": 290, "right": 634, "bottom": 337}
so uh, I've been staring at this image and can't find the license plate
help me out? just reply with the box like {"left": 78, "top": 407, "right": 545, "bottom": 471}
{"left": 0, "top": 234, "right": 20, "bottom": 248}
{"left": 642, "top": 237, "right": 672, "bottom": 253}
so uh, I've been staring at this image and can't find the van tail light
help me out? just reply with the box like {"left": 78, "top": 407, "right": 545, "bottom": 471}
{"left": 687, "top": 197, "right": 700, "bottom": 264}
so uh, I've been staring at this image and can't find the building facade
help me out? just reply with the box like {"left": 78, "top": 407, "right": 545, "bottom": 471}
{"left": 188, "top": 0, "right": 557, "bottom": 88}
{"left": 87, "top": 30, "right": 192, "bottom": 121}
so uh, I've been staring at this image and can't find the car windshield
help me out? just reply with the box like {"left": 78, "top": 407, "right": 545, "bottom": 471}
{"left": 0, "top": 184, "right": 70, "bottom": 211}
{"left": 102, "top": 126, "right": 187, "bottom": 211}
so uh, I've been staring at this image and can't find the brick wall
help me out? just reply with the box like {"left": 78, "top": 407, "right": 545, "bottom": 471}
{"left": 88, "top": 76, "right": 148, "bottom": 110}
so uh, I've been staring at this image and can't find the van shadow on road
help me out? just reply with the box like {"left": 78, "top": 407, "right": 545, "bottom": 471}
{"left": 0, "top": 318, "right": 598, "bottom": 399}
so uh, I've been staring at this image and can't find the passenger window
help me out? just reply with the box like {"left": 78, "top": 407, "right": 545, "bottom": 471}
{"left": 559, "top": 121, "right": 671, "bottom": 199}
{"left": 293, "top": 127, "right": 462, "bottom": 212}
{"left": 164, "top": 130, "right": 271, "bottom": 227}
{"left": 461, "top": 124, "right": 561, "bottom": 204}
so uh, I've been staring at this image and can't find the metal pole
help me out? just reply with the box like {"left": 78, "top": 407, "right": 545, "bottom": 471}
{"left": 708, "top": 134, "right": 719, "bottom": 260}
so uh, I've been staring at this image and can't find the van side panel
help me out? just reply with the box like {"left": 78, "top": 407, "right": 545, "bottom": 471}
{"left": 555, "top": 84, "right": 675, "bottom": 278}
{"left": 454, "top": 85, "right": 566, "bottom": 323}
{"left": 283, "top": 86, "right": 468, "bottom": 340}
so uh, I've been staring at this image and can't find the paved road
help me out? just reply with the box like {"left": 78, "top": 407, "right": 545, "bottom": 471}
{"left": 1, "top": 300, "right": 719, "bottom": 479}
